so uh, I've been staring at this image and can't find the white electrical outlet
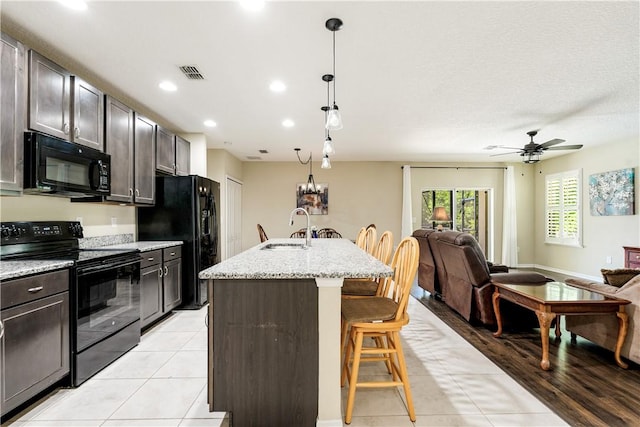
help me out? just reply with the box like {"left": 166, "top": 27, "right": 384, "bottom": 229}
{"left": 606, "top": 256, "right": 612, "bottom": 264}
{"left": 111, "top": 217, "right": 117, "bottom": 227}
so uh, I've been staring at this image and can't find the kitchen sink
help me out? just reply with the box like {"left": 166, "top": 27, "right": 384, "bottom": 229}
{"left": 261, "top": 242, "right": 308, "bottom": 250}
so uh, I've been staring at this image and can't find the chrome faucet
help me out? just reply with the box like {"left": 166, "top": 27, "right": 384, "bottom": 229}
{"left": 289, "top": 208, "right": 311, "bottom": 247}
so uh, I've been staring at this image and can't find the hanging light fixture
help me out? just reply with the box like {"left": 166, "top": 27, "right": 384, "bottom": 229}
{"left": 321, "top": 154, "right": 331, "bottom": 169}
{"left": 325, "top": 18, "right": 343, "bottom": 131}
{"left": 321, "top": 76, "right": 335, "bottom": 157}
{"left": 294, "top": 148, "right": 319, "bottom": 194}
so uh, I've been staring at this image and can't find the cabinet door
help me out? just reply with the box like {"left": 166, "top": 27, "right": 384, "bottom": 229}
{"left": 175, "top": 136, "right": 191, "bottom": 176}
{"left": 156, "top": 126, "right": 175, "bottom": 175}
{"left": 133, "top": 114, "right": 156, "bottom": 205}
{"left": 0, "top": 33, "right": 25, "bottom": 194}
{"left": 163, "top": 258, "right": 182, "bottom": 312}
{"left": 1, "top": 292, "right": 69, "bottom": 416}
{"left": 105, "top": 96, "right": 134, "bottom": 203}
{"left": 72, "top": 77, "right": 104, "bottom": 151}
{"left": 140, "top": 264, "right": 162, "bottom": 328}
{"left": 28, "top": 50, "right": 71, "bottom": 140}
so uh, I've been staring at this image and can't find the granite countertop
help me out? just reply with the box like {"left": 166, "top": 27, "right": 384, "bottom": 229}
{"left": 0, "top": 260, "right": 74, "bottom": 282}
{"left": 199, "top": 238, "right": 393, "bottom": 280}
{"left": 99, "top": 241, "right": 183, "bottom": 252}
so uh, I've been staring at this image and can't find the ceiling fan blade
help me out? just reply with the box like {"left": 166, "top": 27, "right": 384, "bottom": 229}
{"left": 490, "top": 151, "right": 522, "bottom": 157}
{"left": 545, "top": 144, "right": 583, "bottom": 150}
{"left": 539, "top": 138, "right": 565, "bottom": 149}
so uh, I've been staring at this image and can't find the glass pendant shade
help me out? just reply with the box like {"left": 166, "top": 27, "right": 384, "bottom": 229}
{"left": 321, "top": 155, "right": 331, "bottom": 169}
{"left": 322, "top": 136, "right": 335, "bottom": 156}
{"left": 325, "top": 105, "right": 343, "bottom": 130}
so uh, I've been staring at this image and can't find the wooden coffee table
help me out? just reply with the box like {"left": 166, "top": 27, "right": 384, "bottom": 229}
{"left": 492, "top": 281, "right": 630, "bottom": 370}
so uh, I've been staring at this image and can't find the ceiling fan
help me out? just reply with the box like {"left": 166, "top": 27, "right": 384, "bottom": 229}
{"left": 490, "top": 130, "right": 583, "bottom": 163}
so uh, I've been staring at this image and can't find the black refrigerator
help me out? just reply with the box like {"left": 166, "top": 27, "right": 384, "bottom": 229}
{"left": 137, "top": 175, "right": 220, "bottom": 309}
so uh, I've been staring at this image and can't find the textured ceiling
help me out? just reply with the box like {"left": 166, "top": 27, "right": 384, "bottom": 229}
{"left": 1, "top": 1, "right": 638, "bottom": 163}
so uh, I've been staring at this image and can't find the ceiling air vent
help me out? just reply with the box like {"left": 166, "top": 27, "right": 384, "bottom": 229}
{"left": 246, "top": 156, "right": 262, "bottom": 160}
{"left": 259, "top": 149, "right": 269, "bottom": 154}
{"left": 179, "top": 65, "right": 205, "bottom": 80}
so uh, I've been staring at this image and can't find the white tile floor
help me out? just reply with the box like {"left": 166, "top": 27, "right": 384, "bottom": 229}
{"left": 5, "top": 297, "right": 568, "bottom": 427}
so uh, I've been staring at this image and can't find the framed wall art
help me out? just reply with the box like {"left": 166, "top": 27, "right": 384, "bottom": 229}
{"left": 588, "top": 167, "right": 635, "bottom": 216}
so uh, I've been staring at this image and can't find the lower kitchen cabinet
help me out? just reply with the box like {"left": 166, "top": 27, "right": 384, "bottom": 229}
{"left": 1, "top": 269, "right": 70, "bottom": 417}
{"left": 140, "top": 246, "right": 182, "bottom": 329}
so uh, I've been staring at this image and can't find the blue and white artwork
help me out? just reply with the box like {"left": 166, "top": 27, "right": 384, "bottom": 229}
{"left": 589, "top": 168, "right": 635, "bottom": 216}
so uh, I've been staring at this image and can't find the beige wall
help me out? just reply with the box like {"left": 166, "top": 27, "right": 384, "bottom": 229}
{"left": 0, "top": 195, "right": 136, "bottom": 237}
{"left": 241, "top": 161, "right": 403, "bottom": 251}
{"left": 533, "top": 138, "right": 639, "bottom": 279}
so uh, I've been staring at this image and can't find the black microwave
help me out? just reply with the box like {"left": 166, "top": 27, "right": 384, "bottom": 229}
{"left": 23, "top": 131, "right": 111, "bottom": 198}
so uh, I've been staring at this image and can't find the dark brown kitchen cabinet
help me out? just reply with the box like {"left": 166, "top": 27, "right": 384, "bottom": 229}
{"left": 1, "top": 269, "right": 70, "bottom": 417}
{"left": 104, "top": 96, "right": 134, "bottom": 203}
{"left": 0, "top": 32, "right": 26, "bottom": 195}
{"left": 28, "top": 50, "right": 104, "bottom": 151}
{"left": 140, "top": 250, "right": 163, "bottom": 328}
{"left": 156, "top": 128, "right": 191, "bottom": 176}
{"left": 175, "top": 135, "right": 191, "bottom": 176}
{"left": 156, "top": 126, "right": 176, "bottom": 175}
{"left": 140, "top": 246, "right": 182, "bottom": 329}
{"left": 133, "top": 114, "right": 156, "bottom": 205}
{"left": 163, "top": 246, "right": 182, "bottom": 312}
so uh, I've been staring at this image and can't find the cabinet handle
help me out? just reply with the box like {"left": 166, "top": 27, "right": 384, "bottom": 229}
{"left": 135, "top": 189, "right": 140, "bottom": 197}
{"left": 74, "top": 127, "right": 80, "bottom": 138}
{"left": 147, "top": 257, "right": 155, "bottom": 261}
{"left": 63, "top": 123, "right": 70, "bottom": 135}
{"left": 205, "top": 313, "right": 209, "bottom": 327}
{"left": 0, "top": 320, "right": 4, "bottom": 340}
{"left": 170, "top": 252, "right": 176, "bottom": 256}
{"left": 129, "top": 188, "right": 134, "bottom": 197}
{"left": 158, "top": 268, "right": 163, "bottom": 278}
{"left": 28, "top": 286, "right": 44, "bottom": 293}
{"left": 164, "top": 266, "right": 169, "bottom": 276}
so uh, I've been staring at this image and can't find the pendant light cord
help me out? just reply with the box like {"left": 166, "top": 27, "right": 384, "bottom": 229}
{"left": 332, "top": 30, "right": 336, "bottom": 105}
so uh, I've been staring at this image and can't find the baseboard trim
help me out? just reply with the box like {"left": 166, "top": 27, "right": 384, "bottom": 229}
{"left": 532, "top": 264, "right": 602, "bottom": 283}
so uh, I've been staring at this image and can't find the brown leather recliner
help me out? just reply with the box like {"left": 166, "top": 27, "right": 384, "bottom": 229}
{"left": 428, "top": 230, "right": 549, "bottom": 325}
{"left": 412, "top": 229, "right": 440, "bottom": 297}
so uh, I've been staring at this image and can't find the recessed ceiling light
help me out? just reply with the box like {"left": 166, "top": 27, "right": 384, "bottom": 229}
{"left": 204, "top": 120, "right": 217, "bottom": 128}
{"left": 282, "top": 119, "right": 294, "bottom": 128}
{"left": 58, "top": 0, "right": 87, "bottom": 11}
{"left": 159, "top": 81, "right": 177, "bottom": 92}
{"left": 269, "top": 80, "right": 286, "bottom": 92}
{"left": 239, "top": 0, "right": 265, "bottom": 12}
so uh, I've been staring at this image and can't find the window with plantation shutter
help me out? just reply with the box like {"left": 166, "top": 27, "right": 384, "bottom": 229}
{"left": 545, "top": 169, "right": 582, "bottom": 246}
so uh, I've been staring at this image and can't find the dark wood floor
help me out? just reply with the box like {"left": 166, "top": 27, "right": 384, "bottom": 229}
{"left": 411, "top": 287, "right": 640, "bottom": 427}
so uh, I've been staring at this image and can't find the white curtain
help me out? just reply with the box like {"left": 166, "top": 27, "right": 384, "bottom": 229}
{"left": 502, "top": 166, "right": 518, "bottom": 267}
{"left": 401, "top": 165, "right": 413, "bottom": 238}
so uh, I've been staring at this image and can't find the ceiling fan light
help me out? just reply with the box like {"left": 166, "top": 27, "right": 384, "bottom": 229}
{"left": 325, "top": 105, "right": 343, "bottom": 130}
{"left": 523, "top": 152, "right": 540, "bottom": 164}
{"left": 321, "top": 155, "right": 331, "bottom": 169}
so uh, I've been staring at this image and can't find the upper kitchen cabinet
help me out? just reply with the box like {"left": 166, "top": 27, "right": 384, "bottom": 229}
{"left": 156, "top": 126, "right": 176, "bottom": 175}
{"left": 0, "top": 32, "right": 26, "bottom": 195}
{"left": 175, "top": 135, "right": 191, "bottom": 176}
{"left": 104, "top": 95, "right": 134, "bottom": 203}
{"left": 156, "top": 128, "right": 191, "bottom": 176}
{"left": 104, "top": 98, "right": 157, "bottom": 205}
{"left": 28, "top": 50, "right": 104, "bottom": 151}
{"left": 134, "top": 114, "right": 156, "bottom": 205}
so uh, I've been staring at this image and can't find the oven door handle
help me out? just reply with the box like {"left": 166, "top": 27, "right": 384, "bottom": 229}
{"left": 76, "top": 258, "right": 140, "bottom": 275}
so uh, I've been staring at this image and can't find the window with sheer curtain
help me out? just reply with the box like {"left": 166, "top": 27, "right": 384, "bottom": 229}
{"left": 545, "top": 169, "right": 582, "bottom": 246}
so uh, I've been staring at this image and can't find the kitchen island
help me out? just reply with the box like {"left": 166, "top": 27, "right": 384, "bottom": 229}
{"left": 199, "top": 238, "right": 393, "bottom": 427}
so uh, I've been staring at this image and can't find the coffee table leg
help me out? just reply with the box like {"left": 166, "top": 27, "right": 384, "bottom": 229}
{"left": 615, "top": 308, "right": 629, "bottom": 369}
{"left": 535, "top": 310, "right": 555, "bottom": 371}
{"left": 492, "top": 290, "right": 503, "bottom": 338}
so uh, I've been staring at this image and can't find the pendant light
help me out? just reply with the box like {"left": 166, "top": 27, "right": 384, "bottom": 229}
{"left": 325, "top": 18, "right": 343, "bottom": 131}
{"left": 321, "top": 154, "right": 331, "bottom": 169}
{"left": 294, "top": 148, "right": 319, "bottom": 194}
{"left": 321, "top": 77, "right": 335, "bottom": 157}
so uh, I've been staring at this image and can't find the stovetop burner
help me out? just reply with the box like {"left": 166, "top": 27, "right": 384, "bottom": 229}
{"left": 0, "top": 221, "right": 138, "bottom": 265}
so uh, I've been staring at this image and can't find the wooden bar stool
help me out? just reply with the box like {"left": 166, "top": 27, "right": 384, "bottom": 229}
{"left": 340, "top": 236, "right": 419, "bottom": 424}
{"left": 342, "top": 231, "right": 394, "bottom": 298}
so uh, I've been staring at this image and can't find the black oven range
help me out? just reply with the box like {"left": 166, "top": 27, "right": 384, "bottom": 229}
{"left": 0, "top": 221, "right": 141, "bottom": 386}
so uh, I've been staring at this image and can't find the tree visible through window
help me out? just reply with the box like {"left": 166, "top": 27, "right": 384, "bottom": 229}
{"left": 545, "top": 169, "right": 581, "bottom": 246}
{"left": 421, "top": 189, "right": 481, "bottom": 241}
